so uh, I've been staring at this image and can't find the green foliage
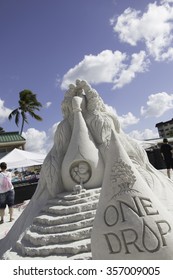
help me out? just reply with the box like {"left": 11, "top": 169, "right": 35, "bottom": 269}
{"left": 0, "top": 127, "right": 5, "bottom": 133}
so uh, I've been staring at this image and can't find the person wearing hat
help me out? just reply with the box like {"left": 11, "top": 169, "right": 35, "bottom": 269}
{"left": 0, "top": 162, "right": 15, "bottom": 223}
{"left": 160, "top": 138, "right": 173, "bottom": 178}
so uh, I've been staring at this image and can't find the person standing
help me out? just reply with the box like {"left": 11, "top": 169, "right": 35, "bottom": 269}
{"left": 0, "top": 162, "right": 15, "bottom": 223}
{"left": 160, "top": 138, "right": 173, "bottom": 178}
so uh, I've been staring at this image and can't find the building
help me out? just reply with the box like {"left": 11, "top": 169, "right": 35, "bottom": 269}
{"left": 155, "top": 118, "right": 173, "bottom": 138}
{"left": 0, "top": 131, "right": 26, "bottom": 159}
{"left": 144, "top": 136, "right": 173, "bottom": 170}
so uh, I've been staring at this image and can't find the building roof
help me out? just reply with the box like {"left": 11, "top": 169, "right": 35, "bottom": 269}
{"left": 0, "top": 131, "right": 26, "bottom": 145}
{"left": 155, "top": 118, "right": 173, "bottom": 127}
{"left": 144, "top": 137, "right": 173, "bottom": 147}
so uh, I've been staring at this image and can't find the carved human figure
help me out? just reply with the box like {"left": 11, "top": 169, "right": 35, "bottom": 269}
{"left": 70, "top": 161, "right": 91, "bottom": 186}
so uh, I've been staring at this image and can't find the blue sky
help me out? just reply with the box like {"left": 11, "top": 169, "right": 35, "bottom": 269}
{"left": 1, "top": 0, "right": 173, "bottom": 153}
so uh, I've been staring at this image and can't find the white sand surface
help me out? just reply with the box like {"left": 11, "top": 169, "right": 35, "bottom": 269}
{"left": 0, "top": 201, "right": 29, "bottom": 240}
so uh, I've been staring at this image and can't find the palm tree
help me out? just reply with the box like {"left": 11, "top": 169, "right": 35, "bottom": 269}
{"left": 8, "top": 89, "right": 43, "bottom": 135}
{"left": 0, "top": 127, "right": 5, "bottom": 133}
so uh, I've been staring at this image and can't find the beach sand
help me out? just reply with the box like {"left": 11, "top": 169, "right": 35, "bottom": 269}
{"left": 0, "top": 201, "right": 29, "bottom": 240}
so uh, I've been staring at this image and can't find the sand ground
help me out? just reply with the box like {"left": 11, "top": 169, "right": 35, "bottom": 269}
{"left": 0, "top": 201, "right": 29, "bottom": 240}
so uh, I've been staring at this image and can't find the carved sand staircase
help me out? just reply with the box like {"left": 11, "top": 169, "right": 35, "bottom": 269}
{"left": 5, "top": 188, "right": 100, "bottom": 259}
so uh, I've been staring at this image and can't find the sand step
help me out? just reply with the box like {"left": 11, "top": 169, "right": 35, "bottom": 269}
{"left": 53, "top": 188, "right": 101, "bottom": 202}
{"left": 43, "top": 201, "right": 98, "bottom": 216}
{"left": 33, "top": 209, "right": 96, "bottom": 226}
{"left": 16, "top": 238, "right": 91, "bottom": 257}
{"left": 46, "top": 193, "right": 100, "bottom": 207}
{"left": 31, "top": 217, "right": 94, "bottom": 234}
{"left": 24, "top": 226, "right": 92, "bottom": 246}
{"left": 69, "top": 252, "right": 92, "bottom": 260}
{"left": 3, "top": 251, "right": 92, "bottom": 260}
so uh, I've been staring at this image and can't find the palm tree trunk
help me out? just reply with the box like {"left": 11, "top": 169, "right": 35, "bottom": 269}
{"left": 20, "top": 118, "right": 25, "bottom": 135}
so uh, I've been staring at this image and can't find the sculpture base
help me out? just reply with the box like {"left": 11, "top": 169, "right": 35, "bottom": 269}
{"left": 2, "top": 188, "right": 101, "bottom": 260}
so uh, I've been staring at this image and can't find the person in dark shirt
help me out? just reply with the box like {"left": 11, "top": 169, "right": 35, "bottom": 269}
{"left": 160, "top": 138, "right": 173, "bottom": 178}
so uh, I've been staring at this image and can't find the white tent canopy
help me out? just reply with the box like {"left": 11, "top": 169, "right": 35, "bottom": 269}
{"left": 0, "top": 148, "right": 46, "bottom": 169}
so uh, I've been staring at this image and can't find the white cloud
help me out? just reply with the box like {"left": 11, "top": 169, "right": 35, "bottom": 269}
{"left": 128, "top": 128, "right": 158, "bottom": 140}
{"left": 0, "top": 99, "right": 12, "bottom": 124}
{"left": 105, "top": 104, "right": 139, "bottom": 128}
{"left": 141, "top": 92, "right": 173, "bottom": 117}
{"left": 61, "top": 50, "right": 149, "bottom": 90}
{"left": 161, "top": 0, "right": 173, "bottom": 4}
{"left": 22, "top": 123, "right": 59, "bottom": 154}
{"left": 118, "top": 112, "right": 140, "bottom": 128}
{"left": 111, "top": 2, "right": 173, "bottom": 61}
{"left": 22, "top": 128, "right": 47, "bottom": 154}
{"left": 44, "top": 102, "right": 52, "bottom": 108}
{"left": 105, "top": 104, "right": 158, "bottom": 140}
{"left": 61, "top": 50, "right": 126, "bottom": 89}
{"left": 112, "top": 51, "right": 149, "bottom": 89}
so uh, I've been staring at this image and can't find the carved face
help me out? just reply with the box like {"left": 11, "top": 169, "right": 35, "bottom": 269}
{"left": 78, "top": 162, "right": 89, "bottom": 174}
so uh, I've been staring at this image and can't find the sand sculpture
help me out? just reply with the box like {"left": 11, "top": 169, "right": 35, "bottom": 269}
{"left": 1, "top": 79, "right": 173, "bottom": 259}
{"left": 91, "top": 133, "right": 173, "bottom": 259}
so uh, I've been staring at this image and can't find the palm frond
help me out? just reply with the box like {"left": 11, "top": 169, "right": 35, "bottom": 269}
{"left": 14, "top": 111, "right": 20, "bottom": 127}
{"left": 8, "top": 108, "right": 19, "bottom": 120}
{"left": 9, "top": 89, "right": 43, "bottom": 133}
{"left": 28, "top": 110, "right": 43, "bottom": 121}
{"left": 0, "top": 127, "right": 5, "bottom": 133}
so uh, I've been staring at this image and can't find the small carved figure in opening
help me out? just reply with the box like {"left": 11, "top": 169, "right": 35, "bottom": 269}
{"left": 70, "top": 161, "right": 91, "bottom": 186}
